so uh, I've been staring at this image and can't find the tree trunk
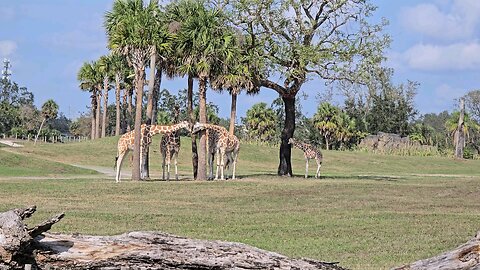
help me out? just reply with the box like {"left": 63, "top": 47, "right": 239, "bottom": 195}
{"left": 188, "top": 74, "right": 198, "bottom": 179}
{"left": 393, "top": 231, "right": 480, "bottom": 270}
{"left": 132, "top": 68, "right": 145, "bottom": 181}
{"left": 145, "top": 49, "right": 156, "bottom": 125}
{"left": 277, "top": 95, "right": 295, "bottom": 176}
{"left": 101, "top": 76, "right": 109, "bottom": 138}
{"left": 229, "top": 92, "right": 237, "bottom": 136}
{"left": 33, "top": 118, "right": 46, "bottom": 146}
{"left": 151, "top": 67, "right": 162, "bottom": 125}
{"left": 127, "top": 88, "right": 133, "bottom": 132}
{"left": 115, "top": 73, "right": 121, "bottom": 136}
{"left": 0, "top": 206, "right": 346, "bottom": 270}
{"left": 197, "top": 76, "right": 208, "bottom": 180}
{"left": 95, "top": 91, "right": 101, "bottom": 139}
{"left": 90, "top": 92, "right": 96, "bottom": 140}
{"left": 455, "top": 98, "right": 465, "bottom": 159}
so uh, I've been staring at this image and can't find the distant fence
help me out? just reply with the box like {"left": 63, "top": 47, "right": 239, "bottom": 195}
{"left": 1, "top": 133, "right": 89, "bottom": 144}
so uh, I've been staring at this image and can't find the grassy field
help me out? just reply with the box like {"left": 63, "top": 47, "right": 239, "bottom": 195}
{"left": 0, "top": 137, "right": 479, "bottom": 269}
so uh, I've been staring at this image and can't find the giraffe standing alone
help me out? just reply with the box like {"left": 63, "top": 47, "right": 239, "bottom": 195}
{"left": 160, "top": 130, "right": 181, "bottom": 181}
{"left": 114, "top": 121, "right": 189, "bottom": 183}
{"left": 192, "top": 122, "right": 240, "bottom": 180}
{"left": 288, "top": 138, "right": 323, "bottom": 178}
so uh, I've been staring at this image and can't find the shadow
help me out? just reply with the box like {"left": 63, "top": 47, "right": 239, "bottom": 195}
{"left": 320, "top": 174, "right": 403, "bottom": 182}
{"left": 34, "top": 235, "right": 75, "bottom": 254}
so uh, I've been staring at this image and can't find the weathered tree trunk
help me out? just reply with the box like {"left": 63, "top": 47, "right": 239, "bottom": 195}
{"left": 188, "top": 74, "right": 198, "bottom": 179}
{"left": 0, "top": 206, "right": 346, "bottom": 270}
{"left": 95, "top": 92, "right": 101, "bottom": 139}
{"left": 151, "top": 67, "right": 162, "bottom": 125}
{"left": 132, "top": 67, "right": 145, "bottom": 181}
{"left": 278, "top": 95, "right": 295, "bottom": 177}
{"left": 101, "top": 76, "right": 109, "bottom": 138}
{"left": 115, "top": 73, "right": 121, "bottom": 136}
{"left": 393, "top": 231, "right": 480, "bottom": 270}
{"left": 33, "top": 118, "right": 46, "bottom": 146}
{"left": 229, "top": 92, "right": 237, "bottom": 136}
{"left": 91, "top": 92, "right": 97, "bottom": 140}
{"left": 197, "top": 76, "right": 208, "bottom": 180}
{"left": 455, "top": 97, "right": 465, "bottom": 159}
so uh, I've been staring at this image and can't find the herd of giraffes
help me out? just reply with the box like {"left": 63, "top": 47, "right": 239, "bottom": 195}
{"left": 114, "top": 121, "right": 323, "bottom": 183}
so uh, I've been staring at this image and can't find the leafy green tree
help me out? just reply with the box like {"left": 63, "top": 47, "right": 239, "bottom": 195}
{"left": 445, "top": 111, "right": 480, "bottom": 150}
{"left": 224, "top": 0, "right": 389, "bottom": 176}
{"left": 242, "top": 103, "right": 277, "bottom": 143}
{"left": 34, "top": 99, "right": 58, "bottom": 145}
{"left": 312, "top": 102, "right": 361, "bottom": 150}
{"left": 464, "top": 90, "right": 480, "bottom": 122}
{"left": 366, "top": 77, "right": 418, "bottom": 136}
{"left": 105, "top": 0, "right": 160, "bottom": 180}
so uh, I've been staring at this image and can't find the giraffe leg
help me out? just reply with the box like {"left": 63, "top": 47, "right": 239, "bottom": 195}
{"left": 215, "top": 149, "right": 221, "bottom": 180}
{"left": 208, "top": 151, "right": 215, "bottom": 180}
{"left": 161, "top": 150, "right": 166, "bottom": 181}
{"left": 166, "top": 150, "right": 171, "bottom": 181}
{"left": 220, "top": 150, "right": 225, "bottom": 180}
{"left": 316, "top": 160, "right": 322, "bottom": 179}
{"left": 174, "top": 151, "right": 179, "bottom": 181}
{"left": 305, "top": 158, "right": 309, "bottom": 178}
{"left": 115, "top": 152, "right": 126, "bottom": 183}
{"left": 232, "top": 151, "right": 238, "bottom": 180}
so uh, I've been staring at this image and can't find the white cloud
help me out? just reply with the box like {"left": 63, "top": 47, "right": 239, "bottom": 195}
{"left": 402, "top": 41, "right": 480, "bottom": 71}
{"left": 0, "top": 40, "right": 17, "bottom": 57}
{"left": 401, "top": 0, "right": 480, "bottom": 41}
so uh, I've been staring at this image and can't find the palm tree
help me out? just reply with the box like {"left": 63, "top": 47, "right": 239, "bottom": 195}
{"left": 78, "top": 61, "right": 102, "bottom": 139}
{"left": 105, "top": 0, "right": 160, "bottom": 180}
{"left": 166, "top": 0, "right": 234, "bottom": 180}
{"left": 34, "top": 99, "right": 58, "bottom": 145}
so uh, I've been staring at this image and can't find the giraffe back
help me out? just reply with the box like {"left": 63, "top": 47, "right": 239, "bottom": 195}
{"left": 289, "top": 138, "right": 322, "bottom": 161}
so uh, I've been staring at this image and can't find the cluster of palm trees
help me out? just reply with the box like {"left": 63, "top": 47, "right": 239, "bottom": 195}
{"left": 77, "top": 0, "right": 256, "bottom": 181}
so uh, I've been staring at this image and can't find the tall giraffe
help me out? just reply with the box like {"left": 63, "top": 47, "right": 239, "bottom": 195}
{"left": 192, "top": 122, "right": 240, "bottom": 180}
{"left": 114, "top": 121, "right": 190, "bottom": 183}
{"left": 288, "top": 138, "right": 323, "bottom": 178}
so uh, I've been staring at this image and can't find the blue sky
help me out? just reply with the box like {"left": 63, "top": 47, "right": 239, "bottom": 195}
{"left": 1, "top": 0, "right": 479, "bottom": 120}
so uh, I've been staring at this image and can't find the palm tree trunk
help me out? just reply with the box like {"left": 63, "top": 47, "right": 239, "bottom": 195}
{"left": 95, "top": 91, "right": 101, "bottom": 139}
{"left": 132, "top": 67, "right": 145, "bottom": 181}
{"left": 188, "top": 74, "right": 198, "bottom": 179}
{"left": 127, "top": 89, "right": 133, "bottom": 132}
{"left": 115, "top": 73, "right": 121, "bottom": 136}
{"left": 146, "top": 49, "right": 156, "bottom": 125}
{"left": 277, "top": 95, "right": 295, "bottom": 177}
{"left": 229, "top": 92, "right": 237, "bottom": 136}
{"left": 151, "top": 68, "right": 162, "bottom": 125}
{"left": 197, "top": 76, "right": 208, "bottom": 180}
{"left": 34, "top": 118, "right": 46, "bottom": 145}
{"left": 101, "top": 76, "right": 109, "bottom": 138}
{"left": 455, "top": 98, "right": 465, "bottom": 158}
{"left": 91, "top": 92, "right": 96, "bottom": 140}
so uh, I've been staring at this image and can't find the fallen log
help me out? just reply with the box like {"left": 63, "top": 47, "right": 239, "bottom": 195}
{"left": 0, "top": 206, "right": 347, "bottom": 270}
{"left": 392, "top": 231, "right": 480, "bottom": 270}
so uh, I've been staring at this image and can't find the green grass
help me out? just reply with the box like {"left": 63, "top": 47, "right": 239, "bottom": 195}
{"left": 1, "top": 138, "right": 480, "bottom": 269}
{"left": 0, "top": 148, "right": 98, "bottom": 177}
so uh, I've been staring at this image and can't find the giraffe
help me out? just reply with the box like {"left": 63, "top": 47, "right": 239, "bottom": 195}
{"left": 114, "top": 121, "right": 190, "bottom": 183}
{"left": 160, "top": 130, "right": 181, "bottom": 181}
{"left": 288, "top": 138, "right": 323, "bottom": 178}
{"left": 192, "top": 122, "right": 240, "bottom": 180}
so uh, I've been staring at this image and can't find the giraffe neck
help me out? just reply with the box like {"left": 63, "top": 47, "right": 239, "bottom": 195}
{"left": 292, "top": 140, "right": 308, "bottom": 152}
{"left": 203, "top": 124, "right": 228, "bottom": 135}
{"left": 148, "top": 123, "right": 186, "bottom": 137}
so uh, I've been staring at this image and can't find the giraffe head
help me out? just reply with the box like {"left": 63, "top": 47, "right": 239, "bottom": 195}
{"left": 288, "top": 138, "right": 296, "bottom": 144}
{"left": 192, "top": 122, "right": 206, "bottom": 134}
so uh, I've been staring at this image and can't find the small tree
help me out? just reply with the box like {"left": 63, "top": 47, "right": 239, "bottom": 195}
{"left": 242, "top": 102, "right": 277, "bottom": 143}
{"left": 34, "top": 99, "right": 58, "bottom": 145}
